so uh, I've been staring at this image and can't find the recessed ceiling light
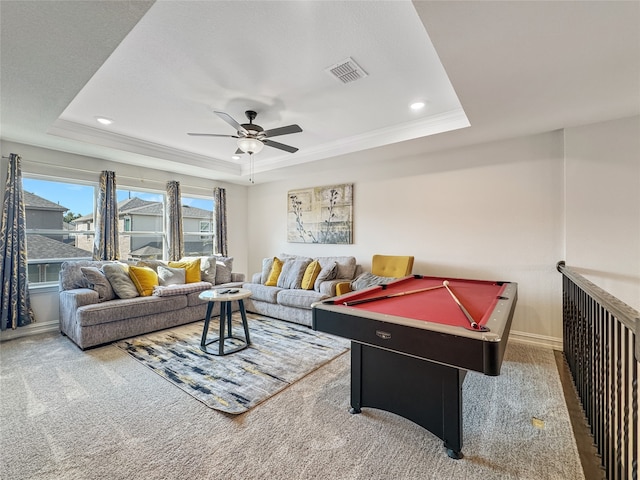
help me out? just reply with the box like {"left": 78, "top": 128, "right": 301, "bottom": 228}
{"left": 231, "top": 155, "right": 241, "bottom": 160}
{"left": 410, "top": 102, "right": 425, "bottom": 111}
{"left": 95, "top": 116, "right": 113, "bottom": 125}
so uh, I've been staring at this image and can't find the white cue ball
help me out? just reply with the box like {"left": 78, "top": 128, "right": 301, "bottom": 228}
{"left": 443, "top": 280, "right": 449, "bottom": 286}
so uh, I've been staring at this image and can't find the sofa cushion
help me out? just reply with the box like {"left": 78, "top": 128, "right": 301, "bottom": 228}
{"left": 60, "top": 260, "right": 118, "bottom": 291}
{"left": 152, "top": 281, "right": 212, "bottom": 297}
{"left": 243, "top": 283, "right": 282, "bottom": 303}
{"left": 129, "top": 265, "right": 159, "bottom": 296}
{"left": 277, "top": 289, "right": 329, "bottom": 310}
{"left": 265, "top": 257, "right": 283, "bottom": 286}
{"left": 260, "top": 257, "right": 274, "bottom": 284}
{"left": 103, "top": 264, "right": 139, "bottom": 299}
{"left": 136, "top": 260, "right": 167, "bottom": 272}
{"left": 314, "top": 261, "right": 337, "bottom": 292}
{"left": 215, "top": 256, "right": 233, "bottom": 284}
{"left": 169, "top": 259, "right": 202, "bottom": 283}
{"left": 277, "top": 258, "right": 311, "bottom": 289}
{"left": 186, "top": 289, "right": 211, "bottom": 307}
{"left": 76, "top": 295, "right": 188, "bottom": 327}
{"left": 80, "top": 267, "right": 116, "bottom": 302}
{"left": 317, "top": 256, "right": 357, "bottom": 280}
{"left": 181, "top": 256, "right": 217, "bottom": 284}
{"left": 157, "top": 265, "right": 186, "bottom": 286}
{"left": 301, "top": 260, "right": 322, "bottom": 290}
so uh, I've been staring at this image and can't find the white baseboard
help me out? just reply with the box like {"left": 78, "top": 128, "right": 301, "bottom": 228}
{"left": 509, "top": 329, "right": 563, "bottom": 351}
{"left": 0, "top": 320, "right": 59, "bottom": 342}
{"left": 0, "top": 321, "right": 564, "bottom": 353}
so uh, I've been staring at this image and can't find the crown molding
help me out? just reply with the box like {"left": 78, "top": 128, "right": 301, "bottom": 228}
{"left": 48, "top": 119, "right": 242, "bottom": 176}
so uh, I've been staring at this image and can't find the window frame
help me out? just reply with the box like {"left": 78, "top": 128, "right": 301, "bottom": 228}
{"left": 182, "top": 194, "right": 216, "bottom": 256}
{"left": 22, "top": 174, "right": 97, "bottom": 286}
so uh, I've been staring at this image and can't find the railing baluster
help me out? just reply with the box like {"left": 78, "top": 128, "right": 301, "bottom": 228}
{"left": 557, "top": 261, "right": 639, "bottom": 480}
{"left": 631, "top": 335, "right": 640, "bottom": 480}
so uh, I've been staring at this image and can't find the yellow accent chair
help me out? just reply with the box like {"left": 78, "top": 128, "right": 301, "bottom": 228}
{"left": 335, "top": 254, "right": 415, "bottom": 296}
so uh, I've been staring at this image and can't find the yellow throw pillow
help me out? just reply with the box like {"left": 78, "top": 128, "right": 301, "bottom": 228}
{"left": 128, "top": 265, "right": 159, "bottom": 296}
{"left": 301, "top": 260, "right": 322, "bottom": 290}
{"left": 168, "top": 258, "right": 202, "bottom": 283}
{"left": 265, "top": 257, "right": 283, "bottom": 286}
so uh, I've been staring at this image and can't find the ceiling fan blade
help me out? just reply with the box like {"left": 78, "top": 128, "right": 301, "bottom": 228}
{"left": 214, "top": 111, "right": 248, "bottom": 134}
{"left": 262, "top": 139, "right": 299, "bottom": 153}
{"left": 187, "top": 133, "right": 238, "bottom": 138}
{"left": 263, "top": 124, "right": 303, "bottom": 138}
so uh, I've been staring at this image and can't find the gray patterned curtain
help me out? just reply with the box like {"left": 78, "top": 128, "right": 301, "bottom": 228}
{"left": 166, "top": 180, "right": 183, "bottom": 261}
{"left": 93, "top": 171, "right": 120, "bottom": 260}
{"left": 0, "top": 153, "right": 35, "bottom": 330}
{"left": 214, "top": 187, "right": 227, "bottom": 257}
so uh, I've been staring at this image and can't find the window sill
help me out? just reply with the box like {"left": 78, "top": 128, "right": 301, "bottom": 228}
{"left": 28, "top": 283, "right": 59, "bottom": 294}
{"left": 0, "top": 320, "right": 59, "bottom": 342}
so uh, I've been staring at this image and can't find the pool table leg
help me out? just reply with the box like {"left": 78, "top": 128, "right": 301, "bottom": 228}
{"left": 349, "top": 342, "right": 363, "bottom": 414}
{"left": 443, "top": 368, "right": 465, "bottom": 459}
{"left": 349, "top": 341, "right": 466, "bottom": 459}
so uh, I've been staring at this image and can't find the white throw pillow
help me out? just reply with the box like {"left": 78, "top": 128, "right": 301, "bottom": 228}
{"left": 157, "top": 265, "right": 186, "bottom": 286}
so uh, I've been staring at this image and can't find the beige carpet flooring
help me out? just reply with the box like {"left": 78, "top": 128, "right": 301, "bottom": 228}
{"left": 0, "top": 327, "right": 584, "bottom": 480}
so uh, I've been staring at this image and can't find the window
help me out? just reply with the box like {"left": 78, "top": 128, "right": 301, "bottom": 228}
{"left": 22, "top": 177, "right": 95, "bottom": 284}
{"left": 21, "top": 175, "right": 216, "bottom": 284}
{"left": 183, "top": 196, "right": 215, "bottom": 256}
{"left": 117, "top": 189, "right": 166, "bottom": 261}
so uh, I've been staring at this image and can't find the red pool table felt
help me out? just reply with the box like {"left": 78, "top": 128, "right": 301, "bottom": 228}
{"left": 335, "top": 276, "right": 508, "bottom": 329}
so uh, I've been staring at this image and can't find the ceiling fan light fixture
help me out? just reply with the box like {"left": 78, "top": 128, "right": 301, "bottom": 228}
{"left": 237, "top": 137, "right": 264, "bottom": 154}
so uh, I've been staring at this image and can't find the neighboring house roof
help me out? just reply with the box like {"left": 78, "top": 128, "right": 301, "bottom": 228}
{"left": 23, "top": 191, "right": 68, "bottom": 212}
{"left": 129, "top": 241, "right": 213, "bottom": 257}
{"left": 76, "top": 198, "right": 213, "bottom": 222}
{"left": 27, "top": 234, "right": 92, "bottom": 260}
{"left": 118, "top": 197, "right": 163, "bottom": 215}
{"left": 129, "top": 245, "right": 162, "bottom": 256}
{"left": 182, "top": 205, "right": 213, "bottom": 220}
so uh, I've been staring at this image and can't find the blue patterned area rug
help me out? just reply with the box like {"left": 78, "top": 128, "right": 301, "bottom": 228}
{"left": 115, "top": 314, "right": 349, "bottom": 414}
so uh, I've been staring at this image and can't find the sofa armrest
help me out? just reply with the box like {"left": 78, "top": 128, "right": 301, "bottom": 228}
{"left": 251, "top": 272, "right": 262, "bottom": 284}
{"left": 60, "top": 288, "right": 100, "bottom": 308}
{"left": 318, "top": 278, "right": 353, "bottom": 297}
{"left": 231, "top": 272, "right": 246, "bottom": 283}
{"left": 59, "top": 288, "right": 100, "bottom": 335}
{"left": 335, "top": 281, "right": 352, "bottom": 296}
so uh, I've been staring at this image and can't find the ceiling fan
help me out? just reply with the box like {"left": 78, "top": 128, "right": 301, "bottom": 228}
{"left": 188, "top": 110, "right": 303, "bottom": 155}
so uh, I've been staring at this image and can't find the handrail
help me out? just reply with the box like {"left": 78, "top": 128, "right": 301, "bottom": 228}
{"left": 557, "top": 260, "right": 640, "bottom": 361}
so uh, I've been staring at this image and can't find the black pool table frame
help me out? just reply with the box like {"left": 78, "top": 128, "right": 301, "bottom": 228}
{"left": 312, "top": 279, "right": 517, "bottom": 459}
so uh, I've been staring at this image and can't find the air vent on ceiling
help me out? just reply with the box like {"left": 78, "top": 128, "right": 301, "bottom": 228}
{"left": 325, "top": 57, "right": 368, "bottom": 84}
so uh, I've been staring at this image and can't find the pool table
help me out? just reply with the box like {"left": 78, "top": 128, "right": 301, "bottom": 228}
{"left": 312, "top": 274, "right": 518, "bottom": 459}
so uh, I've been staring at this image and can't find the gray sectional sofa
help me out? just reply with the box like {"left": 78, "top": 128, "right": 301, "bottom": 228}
{"left": 59, "top": 259, "right": 244, "bottom": 350}
{"left": 242, "top": 254, "right": 361, "bottom": 327}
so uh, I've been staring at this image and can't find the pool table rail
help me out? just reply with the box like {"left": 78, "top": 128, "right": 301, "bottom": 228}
{"left": 313, "top": 282, "right": 517, "bottom": 376}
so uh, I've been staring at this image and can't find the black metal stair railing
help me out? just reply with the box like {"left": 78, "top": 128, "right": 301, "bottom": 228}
{"left": 557, "top": 261, "right": 639, "bottom": 480}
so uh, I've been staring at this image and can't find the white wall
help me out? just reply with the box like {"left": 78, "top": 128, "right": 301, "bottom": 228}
{"left": 248, "top": 131, "right": 566, "bottom": 344}
{"left": 564, "top": 115, "right": 640, "bottom": 311}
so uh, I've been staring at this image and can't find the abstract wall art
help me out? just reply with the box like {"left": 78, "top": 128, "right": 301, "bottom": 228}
{"left": 287, "top": 184, "right": 353, "bottom": 244}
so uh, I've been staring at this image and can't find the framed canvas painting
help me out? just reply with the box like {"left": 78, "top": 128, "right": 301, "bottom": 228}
{"left": 287, "top": 184, "right": 353, "bottom": 244}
